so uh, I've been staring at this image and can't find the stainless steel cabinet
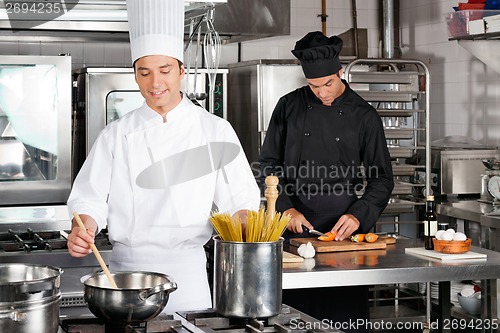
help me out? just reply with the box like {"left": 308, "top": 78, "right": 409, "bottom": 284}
{"left": 227, "top": 60, "right": 306, "bottom": 167}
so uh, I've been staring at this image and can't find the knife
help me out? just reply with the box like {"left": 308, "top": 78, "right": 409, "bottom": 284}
{"left": 302, "top": 225, "right": 326, "bottom": 236}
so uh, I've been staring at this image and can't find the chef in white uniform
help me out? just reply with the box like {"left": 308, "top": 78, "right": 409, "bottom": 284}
{"left": 66, "top": 0, "right": 260, "bottom": 312}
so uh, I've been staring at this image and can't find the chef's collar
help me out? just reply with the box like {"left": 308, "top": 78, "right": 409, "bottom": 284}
{"left": 306, "top": 79, "right": 349, "bottom": 106}
{"left": 139, "top": 93, "right": 187, "bottom": 123}
{"left": 164, "top": 94, "right": 189, "bottom": 122}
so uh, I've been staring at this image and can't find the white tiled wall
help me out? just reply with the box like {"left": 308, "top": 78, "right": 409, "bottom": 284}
{"left": 400, "top": 0, "right": 500, "bottom": 147}
{"left": 233, "top": 0, "right": 381, "bottom": 64}
{"left": 1, "top": 0, "right": 498, "bottom": 147}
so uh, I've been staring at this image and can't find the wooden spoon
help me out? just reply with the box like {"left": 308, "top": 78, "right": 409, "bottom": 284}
{"left": 72, "top": 212, "right": 118, "bottom": 289}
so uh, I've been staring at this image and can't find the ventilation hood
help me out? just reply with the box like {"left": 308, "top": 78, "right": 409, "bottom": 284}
{"left": 0, "top": 0, "right": 290, "bottom": 43}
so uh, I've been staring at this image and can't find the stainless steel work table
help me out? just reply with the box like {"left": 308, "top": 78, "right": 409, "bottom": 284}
{"left": 283, "top": 239, "right": 500, "bottom": 333}
{"left": 437, "top": 200, "right": 500, "bottom": 222}
{"left": 438, "top": 200, "right": 500, "bottom": 250}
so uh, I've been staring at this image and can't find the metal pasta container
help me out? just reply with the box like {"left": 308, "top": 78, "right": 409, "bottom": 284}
{"left": 213, "top": 236, "right": 283, "bottom": 318}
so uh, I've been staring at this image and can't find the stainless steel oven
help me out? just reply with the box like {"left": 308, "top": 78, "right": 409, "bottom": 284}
{"left": 0, "top": 55, "right": 72, "bottom": 206}
{"left": 72, "top": 67, "right": 228, "bottom": 178}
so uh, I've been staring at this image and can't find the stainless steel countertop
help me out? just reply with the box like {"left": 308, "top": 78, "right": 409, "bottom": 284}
{"left": 481, "top": 214, "right": 500, "bottom": 228}
{"left": 282, "top": 239, "right": 500, "bottom": 289}
{"left": 437, "top": 200, "right": 500, "bottom": 222}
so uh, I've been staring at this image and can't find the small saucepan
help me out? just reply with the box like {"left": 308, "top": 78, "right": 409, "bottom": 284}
{"left": 82, "top": 271, "right": 177, "bottom": 324}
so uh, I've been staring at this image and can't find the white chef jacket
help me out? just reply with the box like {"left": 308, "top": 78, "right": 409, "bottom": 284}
{"left": 68, "top": 95, "right": 260, "bottom": 312}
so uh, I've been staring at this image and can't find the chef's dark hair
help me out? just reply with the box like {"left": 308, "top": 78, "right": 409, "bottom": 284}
{"left": 133, "top": 58, "right": 184, "bottom": 72}
{"left": 292, "top": 31, "right": 343, "bottom": 79}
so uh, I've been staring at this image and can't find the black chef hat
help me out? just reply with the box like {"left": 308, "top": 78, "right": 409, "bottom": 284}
{"left": 291, "top": 31, "right": 343, "bottom": 79}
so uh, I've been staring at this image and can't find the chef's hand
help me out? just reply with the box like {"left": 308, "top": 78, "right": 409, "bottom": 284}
{"left": 332, "top": 214, "right": 360, "bottom": 241}
{"left": 284, "top": 208, "right": 313, "bottom": 233}
{"left": 233, "top": 209, "right": 249, "bottom": 241}
{"left": 67, "top": 214, "right": 98, "bottom": 258}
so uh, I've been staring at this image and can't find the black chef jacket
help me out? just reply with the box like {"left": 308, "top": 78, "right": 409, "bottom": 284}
{"left": 260, "top": 80, "right": 394, "bottom": 332}
{"left": 259, "top": 80, "right": 394, "bottom": 235}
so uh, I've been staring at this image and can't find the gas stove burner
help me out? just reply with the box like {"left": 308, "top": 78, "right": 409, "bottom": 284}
{"left": 176, "top": 306, "right": 334, "bottom": 333}
{"left": 0, "top": 229, "right": 65, "bottom": 252}
{"left": 179, "top": 307, "right": 302, "bottom": 330}
{"left": 59, "top": 306, "right": 338, "bottom": 333}
{"left": 105, "top": 321, "right": 146, "bottom": 333}
{"left": 60, "top": 314, "right": 183, "bottom": 333}
{"left": 0, "top": 228, "right": 111, "bottom": 253}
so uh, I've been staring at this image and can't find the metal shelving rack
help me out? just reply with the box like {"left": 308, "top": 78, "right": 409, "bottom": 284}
{"left": 345, "top": 58, "right": 431, "bottom": 229}
{"left": 345, "top": 58, "right": 432, "bottom": 330}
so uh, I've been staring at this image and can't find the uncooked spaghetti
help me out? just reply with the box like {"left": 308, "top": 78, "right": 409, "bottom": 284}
{"left": 210, "top": 207, "right": 290, "bottom": 242}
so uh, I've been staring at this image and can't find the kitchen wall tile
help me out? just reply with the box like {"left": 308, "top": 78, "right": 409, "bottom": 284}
{"left": 72, "top": 62, "right": 84, "bottom": 71}
{"left": 219, "top": 43, "right": 238, "bottom": 67}
{"left": 292, "top": 8, "right": 321, "bottom": 28}
{"left": 40, "top": 42, "right": 62, "bottom": 56}
{"left": 414, "top": 5, "right": 433, "bottom": 26}
{"left": 431, "top": 121, "right": 443, "bottom": 140}
{"left": 329, "top": 9, "right": 352, "bottom": 28}
{"left": 82, "top": 42, "right": 105, "bottom": 67}
{"left": 429, "top": 83, "right": 445, "bottom": 105}
{"left": 19, "top": 42, "right": 42, "bottom": 55}
{"left": 443, "top": 123, "right": 470, "bottom": 138}
{"left": 480, "top": 103, "right": 500, "bottom": 122}
{"left": 444, "top": 82, "right": 478, "bottom": 105}
{"left": 241, "top": 44, "right": 279, "bottom": 62}
{"left": 356, "top": 9, "right": 379, "bottom": 29}
{"left": 430, "top": 61, "right": 470, "bottom": 84}
{"left": 61, "top": 42, "right": 84, "bottom": 65}
{"left": 428, "top": 42, "right": 473, "bottom": 65}
{"left": 328, "top": 0, "right": 351, "bottom": 10}
{"left": 104, "top": 43, "right": 129, "bottom": 67}
{"left": 293, "top": 0, "right": 319, "bottom": 9}
{"left": 366, "top": 28, "right": 382, "bottom": 57}
{"left": 1, "top": 42, "right": 20, "bottom": 55}
{"left": 443, "top": 102, "right": 477, "bottom": 125}
{"left": 482, "top": 125, "right": 497, "bottom": 146}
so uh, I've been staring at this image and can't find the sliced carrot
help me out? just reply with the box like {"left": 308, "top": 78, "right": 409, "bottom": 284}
{"left": 350, "top": 234, "right": 366, "bottom": 242}
{"left": 318, "top": 230, "right": 337, "bottom": 242}
{"left": 365, "top": 233, "right": 379, "bottom": 243}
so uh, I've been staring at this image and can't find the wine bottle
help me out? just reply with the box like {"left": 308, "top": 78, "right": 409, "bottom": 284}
{"left": 424, "top": 195, "right": 438, "bottom": 250}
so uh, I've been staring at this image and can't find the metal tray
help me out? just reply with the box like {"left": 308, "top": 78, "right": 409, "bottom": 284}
{"left": 392, "top": 181, "right": 416, "bottom": 195}
{"left": 388, "top": 146, "right": 421, "bottom": 159}
{"left": 378, "top": 109, "right": 424, "bottom": 117}
{"left": 383, "top": 198, "right": 420, "bottom": 214}
{"left": 392, "top": 164, "right": 421, "bottom": 176}
{"left": 385, "top": 128, "right": 417, "bottom": 140}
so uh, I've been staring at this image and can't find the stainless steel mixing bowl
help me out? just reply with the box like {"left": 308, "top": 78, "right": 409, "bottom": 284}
{"left": 83, "top": 271, "right": 177, "bottom": 324}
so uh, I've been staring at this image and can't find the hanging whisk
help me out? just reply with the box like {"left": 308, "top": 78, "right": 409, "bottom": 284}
{"left": 203, "top": 8, "right": 221, "bottom": 114}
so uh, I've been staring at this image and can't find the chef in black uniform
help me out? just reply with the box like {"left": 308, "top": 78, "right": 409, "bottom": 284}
{"left": 259, "top": 32, "right": 394, "bottom": 333}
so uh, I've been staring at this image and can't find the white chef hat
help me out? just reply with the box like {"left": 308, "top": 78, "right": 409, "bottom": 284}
{"left": 126, "top": 0, "right": 185, "bottom": 64}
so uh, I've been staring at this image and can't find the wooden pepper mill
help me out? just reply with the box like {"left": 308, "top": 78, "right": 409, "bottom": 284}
{"left": 265, "top": 175, "right": 279, "bottom": 220}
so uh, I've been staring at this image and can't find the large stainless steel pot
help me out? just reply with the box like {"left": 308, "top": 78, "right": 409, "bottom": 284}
{"left": 83, "top": 271, "right": 177, "bottom": 324}
{"left": 213, "top": 236, "right": 283, "bottom": 318}
{"left": 0, "top": 263, "right": 62, "bottom": 333}
{"left": 0, "top": 263, "right": 62, "bottom": 301}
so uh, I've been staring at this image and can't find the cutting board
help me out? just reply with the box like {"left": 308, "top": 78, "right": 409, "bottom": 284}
{"left": 283, "top": 251, "right": 304, "bottom": 263}
{"left": 290, "top": 238, "right": 387, "bottom": 253}
{"left": 405, "top": 247, "right": 487, "bottom": 261}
